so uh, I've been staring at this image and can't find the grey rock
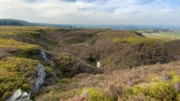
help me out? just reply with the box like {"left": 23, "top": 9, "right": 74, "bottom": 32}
{"left": 39, "top": 50, "right": 55, "bottom": 67}
{"left": 49, "top": 60, "right": 55, "bottom": 67}
{"left": 40, "top": 50, "right": 48, "bottom": 61}
{"left": 31, "top": 64, "right": 46, "bottom": 94}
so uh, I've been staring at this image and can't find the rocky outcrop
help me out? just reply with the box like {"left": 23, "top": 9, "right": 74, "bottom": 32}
{"left": 39, "top": 50, "right": 54, "bottom": 67}
{"left": 6, "top": 63, "right": 46, "bottom": 101}
{"left": 31, "top": 64, "right": 46, "bottom": 94}
{"left": 39, "top": 50, "right": 47, "bottom": 61}
{"left": 6, "top": 89, "right": 31, "bottom": 101}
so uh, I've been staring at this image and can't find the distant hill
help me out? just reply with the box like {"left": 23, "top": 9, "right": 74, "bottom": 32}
{"left": 0, "top": 19, "right": 37, "bottom": 26}
{"left": 0, "top": 19, "right": 73, "bottom": 28}
{"left": 1, "top": 19, "right": 180, "bottom": 30}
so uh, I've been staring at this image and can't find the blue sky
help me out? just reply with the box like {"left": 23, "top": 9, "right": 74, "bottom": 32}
{"left": 0, "top": 0, "right": 180, "bottom": 25}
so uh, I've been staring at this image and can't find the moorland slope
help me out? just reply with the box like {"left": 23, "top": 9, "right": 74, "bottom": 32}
{"left": 0, "top": 26, "right": 180, "bottom": 101}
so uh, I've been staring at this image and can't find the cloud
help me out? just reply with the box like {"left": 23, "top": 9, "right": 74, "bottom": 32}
{"left": 0, "top": 0, "right": 180, "bottom": 25}
{"left": 62, "top": 0, "right": 77, "bottom": 2}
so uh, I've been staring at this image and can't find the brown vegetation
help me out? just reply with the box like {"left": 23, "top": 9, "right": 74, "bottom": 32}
{"left": 0, "top": 26, "right": 180, "bottom": 101}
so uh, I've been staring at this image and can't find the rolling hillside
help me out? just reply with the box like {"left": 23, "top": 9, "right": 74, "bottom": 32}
{"left": 0, "top": 19, "right": 37, "bottom": 26}
{"left": 0, "top": 26, "right": 180, "bottom": 101}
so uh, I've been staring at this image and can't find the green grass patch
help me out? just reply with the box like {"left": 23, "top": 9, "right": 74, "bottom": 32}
{"left": 112, "top": 37, "right": 161, "bottom": 45}
{"left": 0, "top": 38, "right": 39, "bottom": 51}
{"left": 120, "top": 71, "right": 180, "bottom": 101}
{"left": 79, "top": 88, "right": 112, "bottom": 101}
{"left": 137, "top": 31, "right": 180, "bottom": 40}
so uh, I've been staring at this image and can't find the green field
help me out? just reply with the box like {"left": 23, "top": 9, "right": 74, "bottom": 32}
{"left": 137, "top": 30, "right": 180, "bottom": 40}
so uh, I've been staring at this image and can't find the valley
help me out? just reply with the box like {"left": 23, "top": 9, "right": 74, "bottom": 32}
{"left": 0, "top": 26, "right": 180, "bottom": 101}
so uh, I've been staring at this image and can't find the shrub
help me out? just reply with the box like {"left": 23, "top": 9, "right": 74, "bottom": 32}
{"left": 169, "top": 71, "right": 180, "bottom": 84}
{"left": 79, "top": 88, "right": 112, "bottom": 101}
{"left": 120, "top": 71, "right": 180, "bottom": 101}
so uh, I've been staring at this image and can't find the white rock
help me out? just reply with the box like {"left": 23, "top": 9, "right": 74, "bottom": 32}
{"left": 6, "top": 89, "right": 22, "bottom": 101}
{"left": 97, "top": 61, "right": 101, "bottom": 68}
{"left": 21, "top": 92, "right": 29, "bottom": 98}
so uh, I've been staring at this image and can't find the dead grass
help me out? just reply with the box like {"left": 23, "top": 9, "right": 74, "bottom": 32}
{"left": 36, "top": 61, "right": 180, "bottom": 101}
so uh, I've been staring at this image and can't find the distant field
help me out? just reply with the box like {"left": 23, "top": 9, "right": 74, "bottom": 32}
{"left": 161, "top": 32, "right": 180, "bottom": 39}
{"left": 137, "top": 30, "right": 180, "bottom": 40}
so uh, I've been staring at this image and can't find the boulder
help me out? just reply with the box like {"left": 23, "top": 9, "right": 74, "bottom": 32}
{"left": 6, "top": 89, "right": 22, "bottom": 101}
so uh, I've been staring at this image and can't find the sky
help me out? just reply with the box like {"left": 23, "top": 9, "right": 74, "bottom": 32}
{"left": 0, "top": 0, "right": 180, "bottom": 25}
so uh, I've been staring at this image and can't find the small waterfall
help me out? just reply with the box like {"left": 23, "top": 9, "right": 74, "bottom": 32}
{"left": 31, "top": 64, "right": 46, "bottom": 94}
